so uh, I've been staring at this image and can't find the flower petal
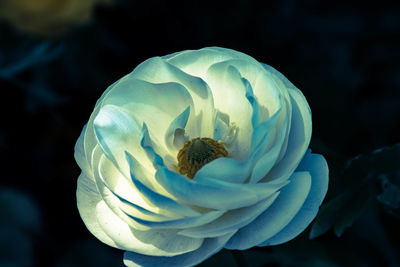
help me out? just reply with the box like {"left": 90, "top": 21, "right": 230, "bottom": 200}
{"left": 164, "top": 47, "right": 237, "bottom": 78}
{"left": 123, "top": 232, "right": 236, "bottom": 267}
{"left": 77, "top": 172, "right": 203, "bottom": 256}
{"left": 97, "top": 149, "right": 192, "bottom": 220}
{"left": 224, "top": 171, "right": 311, "bottom": 250}
{"left": 258, "top": 152, "right": 329, "bottom": 246}
{"left": 178, "top": 191, "right": 280, "bottom": 238}
{"left": 125, "top": 151, "right": 202, "bottom": 218}
{"left": 205, "top": 63, "right": 253, "bottom": 161}
{"left": 248, "top": 106, "right": 289, "bottom": 183}
{"left": 93, "top": 104, "right": 142, "bottom": 176}
{"left": 100, "top": 78, "right": 195, "bottom": 153}
{"left": 165, "top": 106, "right": 190, "bottom": 152}
{"left": 130, "top": 57, "right": 215, "bottom": 138}
{"left": 82, "top": 78, "right": 122, "bottom": 169}
{"left": 156, "top": 167, "right": 288, "bottom": 210}
{"left": 125, "top": 210, "right": 224, "bottom": 230}
{"left": 223, "top": 59, "right": 282, "bottom": 121}
{"left": 260, "top": 64, "right": 312, "bottom": 183}
{"left": 76, "top": 172, "right": 117, "bottom": 247}
{"left": 93, "top": 105, "right": 167, "bottom": 191}
{"left": 74, "top": 124, "right": 92, "bottom": 178}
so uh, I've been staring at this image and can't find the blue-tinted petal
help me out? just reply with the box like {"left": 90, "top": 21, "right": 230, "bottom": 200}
{"left": 196, "top": 108, "right": 281, "bottom": 184}
{"left": 165, "top": 106, "right": 190, "bottom": 152}
{"left": 213, "top": 110, "right": 230, "bottom": 141}
{"left": 126, "top": 210, "right": 224, "bottom": 230}
{"left": 260, "top": 64, "right": 312, "bottom": 183}
{"left": 156, "top": 167, "right": 288, "bottom": 210}
{"left": 178, "top": 192, "right": 279, "bottom": 238}
{"left": 243, "top": 77, "right": 261, "bottom": 127}
{"left": 224, "top": 171, "right": 311, "bottom": 250}
{"left": 93, "top": 104, "right": 142, "bottom": 176}
{"left": 123, "top": 232, "right": 235, "bottom": 267}
{"left": 86, "top": 154, "right": 203, "bottom": 255}
{"left": 130, "top": 57, "right": 215, "bottom": 138}
{"left": 101, "top": 78, "right": 195, "bottom": 152}
{"left": 78, "top": 170, "right": 202, "bottom": 256}
{"left": 249, "top": 111, "right": 289, "bottom": 183}
{"left": 82, "top": 78, "right": 122, "bottom": 169}
{"left": 259, "top": 152, "right": 329, "bottom": 245}
{"left": 125, "top": 151, "right": 201, "bottom": 218}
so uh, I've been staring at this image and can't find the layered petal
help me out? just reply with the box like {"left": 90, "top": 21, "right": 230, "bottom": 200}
{"left": 178, "top": 191, "right": 280, "bottom": 238}
{"left": 204, "top": 63, "right": 253, "bottom": 160}
{"left": 100, "top": 78, "right": 195, "bottom": 158}
{"left": 77, "top": 172, "right": 203, "bottom": 256}
{"left": 130, "top": 56, "right": 215, "bottom": 138}
{"left": 124, "top": 232, "right": 236, "bottom": 267}
{"left": 260, "top": 64, "right": 312, "bottom": 183}
{"left": 156, "top": 167, "right": 288, "bottom": 210}
{"left": 259, "top": 152, "right": 329, "bottom": 246}
{"left": 224, "top": 171, "right": 312, "bottom": 250}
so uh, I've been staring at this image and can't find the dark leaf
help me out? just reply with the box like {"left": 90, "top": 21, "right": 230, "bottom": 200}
{"left": 310, "top": 143, "right": 400, "bottom": 238}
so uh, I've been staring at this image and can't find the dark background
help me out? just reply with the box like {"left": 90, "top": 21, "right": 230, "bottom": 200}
{"left": 0, "top": 0, "right": 399, "bottom": 266}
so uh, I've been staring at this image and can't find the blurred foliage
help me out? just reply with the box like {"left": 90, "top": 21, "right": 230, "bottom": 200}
{"left": 0, "top": 0, "right": 113, "bottom": 36}
{"left": 0, "top": 187, "right": 41, "bottom": 266}
{"left": 310, "top": 143, "right": 400, "bottom": 239}
{"left": 0, "top": 0, "right": 399, "bottom": 266}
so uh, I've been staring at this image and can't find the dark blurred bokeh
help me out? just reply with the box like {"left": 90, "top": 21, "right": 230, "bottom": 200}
{"left": 0, "top": 0, "right": 399, "bottom": 266}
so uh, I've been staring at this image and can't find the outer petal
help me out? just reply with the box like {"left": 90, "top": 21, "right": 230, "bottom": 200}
{"left": 123, "top": 232, "right": 236, "bottom": 267}
{"left": 74, "top": 124, "right": 92, "bottom": 178}
{"left": 81, "top": 78, "right": 124, "bottom": 169}
{"left": 76, "top": 172, "right": 116, "bottom": 247}
{"left": 178, "top": 192, "right": 280, "bottom": 238}
{"left": 261, "top": 64, "right": 312, "bottom": 183}
{"left": 77, "top": 171, "right": 204, "bottom": 257}
{"left": 224, "top": 171, "right": 311, "bottom": 250}
{"left": 163, "top": 47, "right": 237, "bottom": 78}
{"left": 258, "top": 152, "right": 329, "bottom": 246}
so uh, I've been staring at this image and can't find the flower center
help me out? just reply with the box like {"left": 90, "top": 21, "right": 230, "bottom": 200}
{"left": 177, "top": 137, "right": 228, "bottom": 179}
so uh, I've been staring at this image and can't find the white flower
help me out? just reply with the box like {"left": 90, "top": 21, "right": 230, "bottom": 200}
{"left": 75, "top": 47, "right": 329, "bottom": 267}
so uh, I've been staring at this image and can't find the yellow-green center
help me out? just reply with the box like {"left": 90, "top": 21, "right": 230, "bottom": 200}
{"left": 177, "top": 137, "right": 228, "bottom": 179}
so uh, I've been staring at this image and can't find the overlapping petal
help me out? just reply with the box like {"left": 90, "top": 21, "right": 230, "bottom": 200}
{"left": 130, "top": 57, "right": 215, "bottom": 138}
{"left": 204, "top": 62, "right": 253, "bottom": 160}
{"left": 156, "top": 166, "right": 288, "bottom": 210}
{"left": 224, "top": 171, "right": 312, "bottom": 250}
{"left": 77, "top": 171, "right": 204, "bottom": 257}
{"left": 257, "top": 152, "right": 329, "bottom": 246}
{"left": 123, "top": 232, "right": 236, "bottom": 267}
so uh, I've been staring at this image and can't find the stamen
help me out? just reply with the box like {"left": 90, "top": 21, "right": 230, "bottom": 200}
{"left": 177, "top": 137, "right": 228, "bottom": 179}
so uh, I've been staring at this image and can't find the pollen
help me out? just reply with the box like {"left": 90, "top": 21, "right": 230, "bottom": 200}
{"left": 177, "top": 137, "right": 228, "bottom": 179}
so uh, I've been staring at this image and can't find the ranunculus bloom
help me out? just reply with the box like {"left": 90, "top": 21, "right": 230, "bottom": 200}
{"left": 75, "top": 47, "right": 329, "bottom": 267}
